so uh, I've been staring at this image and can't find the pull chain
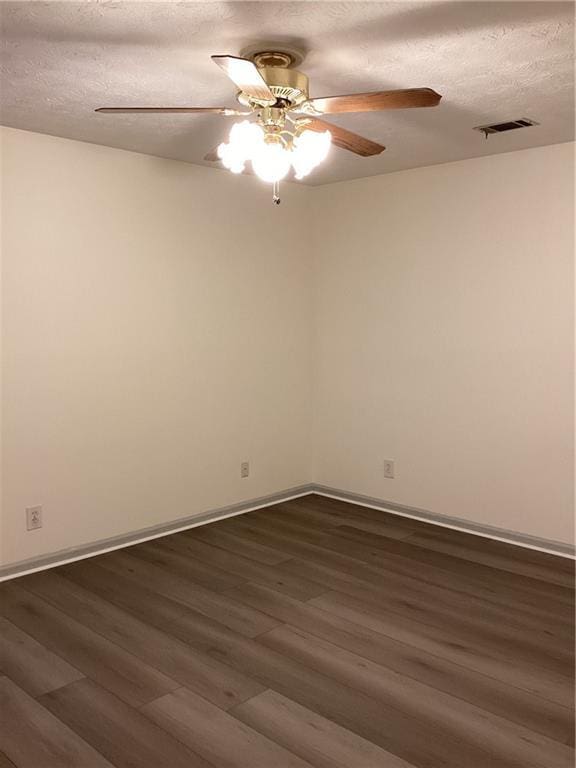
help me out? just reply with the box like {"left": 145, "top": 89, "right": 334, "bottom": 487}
{"left": 272, "top": 181, "right": 281, "bottom": 205}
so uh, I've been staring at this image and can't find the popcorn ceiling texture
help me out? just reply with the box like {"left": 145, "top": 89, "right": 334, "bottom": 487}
{"left": 0, "top": 1, "right": 574, "bottom": 184}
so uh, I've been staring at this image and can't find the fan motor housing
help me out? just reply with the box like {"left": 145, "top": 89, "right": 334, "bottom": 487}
{"left": 236, "top": 51, "right": 309, "bottom": 108}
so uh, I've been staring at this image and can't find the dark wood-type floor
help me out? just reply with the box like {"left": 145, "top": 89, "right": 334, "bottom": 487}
{"left": 1, "top": 494, "right": 574, "bottom": 768}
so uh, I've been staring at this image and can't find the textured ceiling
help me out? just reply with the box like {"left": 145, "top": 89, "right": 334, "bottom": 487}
{"left": 0, "top": 1, "right": 574, "bottom": 185}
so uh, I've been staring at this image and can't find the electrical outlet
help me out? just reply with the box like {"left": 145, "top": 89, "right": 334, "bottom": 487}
{"left": 240, "top": 461, "right": 250, "bottom": 479}
{"left": 26, "top": 506, "right": 43, "bottom": 530}
{"left": 383, "top": 460, "right": 395, "bottom": 479}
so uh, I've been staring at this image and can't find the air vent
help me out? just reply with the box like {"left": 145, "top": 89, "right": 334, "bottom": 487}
{"left": 474, "top": 118, "right": 539, "bottom": 137}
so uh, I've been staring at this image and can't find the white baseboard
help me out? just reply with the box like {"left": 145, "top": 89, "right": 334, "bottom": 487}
{"left": 1, "top": 481, "right": 572, "bottom": 581}
{"left": 0, "top": 484, "right": 314, "bottom": 582}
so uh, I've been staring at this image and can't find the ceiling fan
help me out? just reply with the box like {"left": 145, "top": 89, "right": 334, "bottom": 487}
{"left": 96, "top": 49, "right": 442, "bottom": 197}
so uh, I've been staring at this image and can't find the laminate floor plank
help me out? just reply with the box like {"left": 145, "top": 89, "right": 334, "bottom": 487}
{"left": 142, "top": 686, "right": 313, "bottom": 768}
{"left": 0, "top": 675, "right": 113, "bottom": 768}
{"left": 156, "top": 531, "right": 327, "bottom": 600}
{"left": 404, "top": 530, "right": 574, "bottom": 587}
{"left": 401, "top": 523, "right": 575, "bottom": 575}
{"left": 1, "top": 494, "right": 573, "bottom": 768}
{"left": 251, "top": 504, "right": 344, "bottom": 534}
{"left": 54, "top": 559, "right": 526, "bottom": 767}
{"left": 232, "top": 688, "right": 416, "bottom": 768}
{"left": 308, "top": 589, "right": 574, "bottom": 694}
{"left": 331, "top": 514, "right": 433, "bottom": 538}
{"left": 39, "top": 678, "right": 213, "bottom": 768}
{"left": 21, "top": 570, "right": 264, "bottom": 710}
{"left": 327, "top": 523, "right": 576, "bottom": 612}
{"left": 222, "top": 514, "right": 337, "bottom": 546}
{"left": 221, "top": 516, "right": 574, "bottom": 623}
{"left": 277, "top": 529, "right": 575, "bottom": 652}
{"left": 228, "top": 514, "right": 573, "bottom": 607}
{"left": 288, "top": 497, "right": 464, "bottom": 537}
{"left": 0, "top": 617, "right": 84, "bottom": 697}
{"left": 256, "top": 502, "right": 415, "bottom": 542}
{"left": 59, "top": 556, "right": 264, "bottom": 649}
{"left": 260, "top": 624, "right": 574, "bottom": 765}
{"left": 270, "top": 532, "right": 575, "bottom": 639}
{"left": 60, "top": 552, "right": 474, "bottom": 767}
{"left": 0, "top": 751, "right": 17, "bottom": 768}
{"left": 316, "top": 525, "right": 575, "bottom": 600}
{"left": 0, "top": 583, "right": 177, "bottom": 707}
{"left": 290, "top": 497, "right": 574, "bottom": 576}
{"left": 192, "top": 525, "right": 293, "bottom": 565}
{"left": 320, "top": 527, "right": 574, "bottom": 613}
{"left": 98, "top": 548, "right": 281, "bottom": 637}
{"left": 129, "top": 538, "right": 246, "bottom": 592}
{"left": 338, "top": 523, "right": 575, "bottom": 588}
{"left": 277, "top": 556, "right": 573, "bottom": 655}
{"left": 143, "top": 668, "right": 514, "bottom": 768}
{"left": 226, "top": 581, "right": 574, "bottom": 710}
{"left": 289, "top": 497, "right": 427, "bottom": 533}
{"left": 268, "top": 502, "right": 358, "bottom": 529}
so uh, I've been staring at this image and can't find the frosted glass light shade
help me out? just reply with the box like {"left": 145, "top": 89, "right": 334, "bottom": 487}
{"left": 251, "top": 141, "right": 292, "bottom": 183}
{"left": 292, "top": 130, "right": 331, "bottom": 180}
{"left": 217, "top": 121, "right": 331, "bottom": 182}
{"left": 217, "top": 121, "right": 265, "bottom": 174}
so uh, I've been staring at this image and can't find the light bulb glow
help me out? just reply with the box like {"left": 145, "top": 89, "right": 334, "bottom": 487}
{"left": 217, "top": 121, "right": 331, "bottom": 182}
{"left": 217, "top": 142, "right": 244, "bottom": 173}
{"left": 251, "top": 141, "right": 291, "bottom": 183}
{"left": 229, "top": 121, "right": 264, "bottom": 154}
{"left": 292, "top": 130, "right": 331, "bottom": 180}
{"left": 217, "top": 121, "right": 264, "bottom": 174}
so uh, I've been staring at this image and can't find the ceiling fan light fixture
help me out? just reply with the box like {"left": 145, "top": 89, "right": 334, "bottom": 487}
{"left": 217, "top": 118, "right": 332, "bottom": 183}
{"left": 96, "top": 51, "right": 441, "bottom": 199}
{"left": 96, "top": 51, "right": 440, "bottom": 196}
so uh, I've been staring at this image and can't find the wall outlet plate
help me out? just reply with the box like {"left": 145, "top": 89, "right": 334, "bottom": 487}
{"left": 241, "top": 461, "right": 250, "bottom": 479}
{"left": 26, "top": 506, "right": 43, "bottom": 530}
{"left": 383, "top": 460, "right": 395, "bottom": 479}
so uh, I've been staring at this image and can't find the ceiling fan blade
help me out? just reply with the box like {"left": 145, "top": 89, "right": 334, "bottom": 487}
{"left": 95, "top": 107, "right": 245, "bottom": 115}
{"left": 305, "top": 88, "right": 442, "bottom": 114}
{"left": 305, "top": 118, "right": 385, "bottom": 157}
{"left": 211, "top": 55, "right": 275, "bottom": 104}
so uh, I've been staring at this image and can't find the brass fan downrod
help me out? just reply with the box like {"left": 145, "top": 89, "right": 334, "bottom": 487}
{"left": 251, "top": 51, "right": 294, "bottom": 69}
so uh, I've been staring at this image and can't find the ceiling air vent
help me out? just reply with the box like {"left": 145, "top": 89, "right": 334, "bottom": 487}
{"left": 474, "top": 118, "right": 539, "bottom": 137}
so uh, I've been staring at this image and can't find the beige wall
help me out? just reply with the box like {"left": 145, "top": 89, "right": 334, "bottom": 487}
{"left": 312, "top": 143, "right": 574, "bottom": 544}
{"left": 0, "top": 127, "right": 313, "bottom": 565}
{"left": 1, "top": 130, "right": 573, "bottom": 567}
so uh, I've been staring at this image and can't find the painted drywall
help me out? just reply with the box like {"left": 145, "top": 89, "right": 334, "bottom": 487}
{"left": 312, "top": 143, "right": 575, "bottom": 545}
{"left": 0, "top": 127, "right": 313, "bottom": 565}
{"left": 1, "top": 130, "right": 574, "bottom": 567}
